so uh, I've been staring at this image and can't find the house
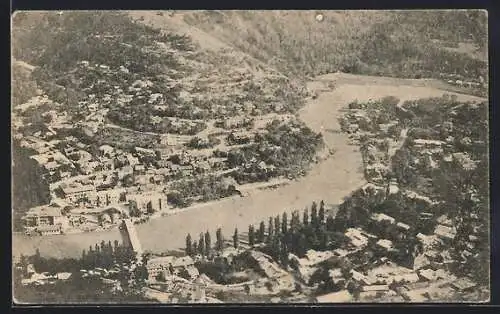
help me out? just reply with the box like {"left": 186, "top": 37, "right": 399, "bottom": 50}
{"left": 396, "top": 222, "right": 411, "bottom": 231}
{"left": 147, "top": 256, "right": 198, "bottom": 281}
{"left": 361, "top": 284, "right": 389, "bottom": 292}
{"left": 133, "top": 164, "right": 146, "bottom": 174}
{"left": 95, "top": 188, "right": 127, "bottom": 207}
{"left": 402, "top": 290, "right": 428, "bottom": 302}
{"left": 56, "top": 272, "right": 72, "bottom": 280}
{"left": 418, "top": 269, "right": 436, "bottom": 281}
{"left": 60, "top": 184, "right": 97, "bottom": 204}
{"left": 413, "top": 139, "right": 444, "bottom": 149}
{"left": 135, "top": 147, "right": 156, "bottom": 157}
{"left": 434, "top": 224, "right": 456, "bottom": 241}
{"left": 22, "top": 205, "right": 67, "bottom": 230}
{"left": 126, "top": 191, "right": 168, "bottom": 213}
{"left": 351, "top": 270, "right": 373, "bottom": 285}
{"left": 228, "top": 131, "right": 251, "bottom": 144}
{"left": 70, "top": 207, "right": 123, "bottom": 226}
{"left": 376, "top": 239, "right": 395, "bottom": 252}
{"left": 451, "top": 278, "right": 477, "bottom": 291}
{"left": 315, "top": 290, "right": 353, "bottom": 303}
{"left": 99, "top": 145, "right": 115, "bottom": 157}
{"left": 345, "top": 228, "right": 369, "bottom": 248}
{"left": 35, "top": 224, "right": 63, "bottom": 236}
{"left": 370, "top": 213, "right": 396, "bottom": 225}
{"left": 436, "top": 215, "right": 453, "bottom": 227}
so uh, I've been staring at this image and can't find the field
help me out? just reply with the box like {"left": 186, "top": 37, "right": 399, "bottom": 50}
{"left": 12, "top": 73, "right": 486, "bottom": 259}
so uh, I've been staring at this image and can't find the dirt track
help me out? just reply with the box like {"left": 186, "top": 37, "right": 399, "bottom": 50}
{"left": 12, "top": 74, "right": 485, "bottom": 259}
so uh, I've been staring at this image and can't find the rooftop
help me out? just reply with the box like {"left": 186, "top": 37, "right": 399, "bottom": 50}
{"left": 24, "top": 205, "right": 62, "bottom": 218}
{"left": 316, "top": 290, "right": 353, "bottom": 303}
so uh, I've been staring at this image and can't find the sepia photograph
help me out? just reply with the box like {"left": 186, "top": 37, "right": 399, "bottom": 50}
{"left": 11, "top": 10, "right": 489, "bottom": 304}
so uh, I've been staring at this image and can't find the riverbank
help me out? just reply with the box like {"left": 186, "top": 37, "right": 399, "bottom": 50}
{"left": 15, "top": 73, "right": 483, "bottom": 259}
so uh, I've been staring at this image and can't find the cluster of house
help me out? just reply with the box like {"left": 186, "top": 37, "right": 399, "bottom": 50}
{"left": 286, "top": 207, "right": 478, "bottom": 302}
{"left": 440, "top": 73, "right": 486, "bottom": 89}
{"left": 146, "top": 255, "right": 199, "bottom": 282}
{"left": 21, "top": 183, "right": 169, "bottom": 235}
{"left": 16, "top": 263, "right": 72, "bottom": 286}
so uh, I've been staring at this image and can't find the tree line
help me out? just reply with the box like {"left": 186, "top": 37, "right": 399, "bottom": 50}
{"left": 185, "top": 201, "right": 349, "bottom": 265}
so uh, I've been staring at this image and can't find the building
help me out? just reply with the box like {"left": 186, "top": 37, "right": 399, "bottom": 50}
{"left": 434, "top": 224, "right": 457, "bottom": 241}
{"left": 370, "top": 213, "right": 396, "bottom": 224}
{"left": 315, "top": 290, "right": 353, "bottom": 303}
{"left": 60, "top": 184, "right": 97, "bottom": 204}
{"left": 350, "top": 270, "right": 373, "bottom": 285}
{"left": 22, "top": 205, "right": 68, "bottom": 231}
{"left": 146, "top": 256, "right": 197, "bottom": 281}
{"left": 376, "top": 239, "right": 395, "bottom": 252}
{"left": 95, "top": 188, "right": 127, "bottom": 207}
{"left": 35, "top": 224, "right": 63, "bottom": 236}
{"left": 361, "top": 284, "right": 389, "bottom": 292}
{"left": 396, "top": 222, "right": 411, "bottom": 232}
{"left": 126, "top": 191, "right": 168, "bottom": 213}
{"left": 345, "top": 228, "right": 369, "bottom": 248}
{"left": 413, "top": 139, "right": 444, "bottom": 149}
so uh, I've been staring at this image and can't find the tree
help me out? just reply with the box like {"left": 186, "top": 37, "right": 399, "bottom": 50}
{"left": 205, "top": 231, "right": 211, "bottom": 256}
{"left": 258, "top": 221, "right": 266, "bottom": 243}
{"left": 268, "top": 217, "right": 274, "bottom": 239}
{"left": 216, "top": 228, "right": 224, "bottom": 251}
{"left": 311, "top": 203, "right": 318, "bottom": 227}
{"left": 192, "top": 241, "right": 198, "bottom": 255}
{"left": 282, "top": 212, "right": 288, "bottom": 234}
{"left": 274, "top": 215, "right": 281, "bottom": 235}
{"left": 233, "top": 228, "right": 239, "bottom": 249}
{"left": 319, "top": 200, "right": 326, "bottom": 224}
{"left": 326, "top": 215, "right": 335, "bottom": 231}
{"left": 186, "top": 234, "right": 192, "bottom": 256}
{"left": 248, "top": 225, "right": 255, "bottom": 246}
{"left": 199, "top": 233, "right": 205, "bottom": 256}
{"left": 303, "top": 208, "right": 309, "bottom": 225}
{"left": 128, "top": 200, "right": 141, "bottom": 218}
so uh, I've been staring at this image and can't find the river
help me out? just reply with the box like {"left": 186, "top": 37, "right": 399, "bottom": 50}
{"left": 17, "top": 73, "right": 482, "bottom": 259}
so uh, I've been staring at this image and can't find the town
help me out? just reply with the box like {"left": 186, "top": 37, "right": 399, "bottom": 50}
{"left": 12, "top": 10, "right": 488, "bottom": 304}
{"left": 14, "top": 94, "right": 489, "bottom": 303}
{"left": 11, "top": 15, "right": 322, "bottom": 237}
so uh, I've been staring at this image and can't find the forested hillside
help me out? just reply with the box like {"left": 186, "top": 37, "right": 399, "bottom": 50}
{"left": 182, "top": 10, "right": 487, "bottom": 81}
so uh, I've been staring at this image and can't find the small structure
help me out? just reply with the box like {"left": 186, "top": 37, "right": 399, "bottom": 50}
{"left": 434, "top": 225, "right": 457, "bottom": 241}
{"left": 361, "top": 284, "right": 389, "bottom": 292}
{"left": 21, "top": 205, "right": 67, "bottom": 231}
{"left": 60, "top": 184, "right": 97, "bottom": 204}
{"left": 315, "top": 290, "right": 353, "bottom": 303}
{"left": 371, "top": 213, "right": 396, "bottom": 224}
{"left": 451, "top": 278, "right": 477, "bottom": 291}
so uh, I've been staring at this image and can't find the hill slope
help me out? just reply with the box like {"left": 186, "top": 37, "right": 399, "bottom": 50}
{"left": 178, "top": 10, "right": 487, "bottom": 82}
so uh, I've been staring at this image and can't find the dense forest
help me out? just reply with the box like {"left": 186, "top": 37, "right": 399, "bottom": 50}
{"left": 12, "top": 141, "right": 51, "bottom": 231}
{"left": 183, "top": 10, "right": 487, "bottom": 81}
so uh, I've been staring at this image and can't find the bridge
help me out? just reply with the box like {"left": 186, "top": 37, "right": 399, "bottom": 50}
{"left": 120, "top": 219, "right": 144, "bottom": 262}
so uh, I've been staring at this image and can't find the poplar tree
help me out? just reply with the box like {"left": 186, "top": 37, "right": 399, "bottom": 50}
{"left": 216, "top": 228, "right": 224, "bottom": 251}
{"left": 233, "top": 228, "right": 239, "bottom": 249}
{"left": 186, "top": 233, "right": 192, "bottom": 256}
{"left": 258, "top": 221, "right": 266, "bottom": 243}
{"left": 248, "top": 225, "right": 255, "bottom": 246}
